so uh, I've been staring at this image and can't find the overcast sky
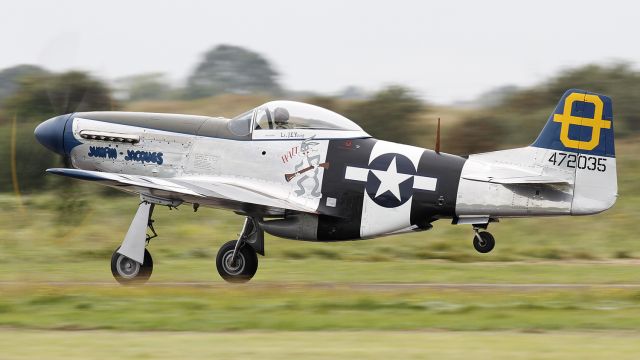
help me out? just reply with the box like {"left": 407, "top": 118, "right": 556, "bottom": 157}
{"left": 1, "top": 0, "right": 638, "bottom": 104}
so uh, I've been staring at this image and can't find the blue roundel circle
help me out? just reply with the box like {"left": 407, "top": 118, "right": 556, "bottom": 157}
{"left": 365, "top": 153, "right": 416, "bottom": 208}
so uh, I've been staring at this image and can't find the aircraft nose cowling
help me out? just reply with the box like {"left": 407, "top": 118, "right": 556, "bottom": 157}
{"left": 34, "top": 114, "right": 70, "bottom": 155}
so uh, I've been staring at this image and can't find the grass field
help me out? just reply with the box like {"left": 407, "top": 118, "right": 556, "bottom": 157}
{"left": 3, "top": 330, "right": 640, "bottom": 360}
{"left": 2, "top": 257, "right": 640, "bottom": 284}
{"left": 1, "top": 104, "right": 640, "bottom": 358}
{"left": 3, "top": 282, "right": 640, "bottom": 332}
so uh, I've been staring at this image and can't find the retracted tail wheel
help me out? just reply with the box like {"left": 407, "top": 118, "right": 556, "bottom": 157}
{"left": 111, "top": 247, "right": 153, "bottom": 285}
{"left": 216, "top": 240, "right": 258, "bottom": 283}
{"left": 473, "top": 231, "right": 495, "bottom": 254}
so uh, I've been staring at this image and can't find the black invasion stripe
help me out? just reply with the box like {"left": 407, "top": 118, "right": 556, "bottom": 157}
{"left": 409, "top": 150, "right": 466, "bottom": 227}
{"left": 316, "top": 138, "right": 378, "bottom": 241}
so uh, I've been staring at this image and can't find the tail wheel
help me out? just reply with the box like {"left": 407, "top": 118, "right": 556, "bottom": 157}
{"left": 216, "top": 240, "right": 258, "bottom": 283}
{"left": 111, "top": 247, "right": 153, "bottom": 285}
{"left": 473, "top": 231, "right": 495, "bottom": 253}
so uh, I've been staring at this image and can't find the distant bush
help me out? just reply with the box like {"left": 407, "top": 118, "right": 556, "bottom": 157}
{"left": 343, "top": 86, "right": 425, "bottom": 145}
{"left": 4, "top": 71, "right": 115, "bottom": 122}
{"left": 449, "top": 62, "right": 640, "bottom": 154}
{"left": 0, "top": 71, "right": 116, "bottom": 193}
{"left": 443, "top": 114, "right": 507, "bottom": 155}
{"left": 185, "top": 44, "right": 282, "bottom": 99}
{"left": 0, "top": 64, "right": 48, "bottom": 105}
{"left": 115, "top": 73, "right": 175, "bottom": 101}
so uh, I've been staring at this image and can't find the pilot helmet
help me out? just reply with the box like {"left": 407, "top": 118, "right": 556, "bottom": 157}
{"left": 273, "top": 107, "right": 290, "bottom": 125}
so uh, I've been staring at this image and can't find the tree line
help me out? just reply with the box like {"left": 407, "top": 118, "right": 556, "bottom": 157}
{"left": 445, "top": 63, "right": 640, "bottom": 154}
{"left": 0, "top": 43, "right": 638, "bottom": 193}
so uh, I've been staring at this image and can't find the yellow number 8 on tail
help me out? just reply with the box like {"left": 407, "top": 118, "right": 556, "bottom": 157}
{"left": 553, "top": 92, "right": 611, "bottom": 151}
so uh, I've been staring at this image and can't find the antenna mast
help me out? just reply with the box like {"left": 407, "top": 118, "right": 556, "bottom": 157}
{"left": 435, "top": 117, "right": 441, "bottom": 154}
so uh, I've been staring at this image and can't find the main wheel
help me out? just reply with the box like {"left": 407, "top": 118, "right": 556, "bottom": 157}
{"left": 111, "top": 247, "right": 153, "bottom": 285}
{"left": 473, "top": 231, "right": 495, "bottom": 253}
{"left": 216, "top": 240, "right": 258, "bottom": 283}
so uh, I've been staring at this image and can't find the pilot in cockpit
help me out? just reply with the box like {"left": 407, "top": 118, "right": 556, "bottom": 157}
{"left": 273, "top": 107, "right": 290, "bottom": 129}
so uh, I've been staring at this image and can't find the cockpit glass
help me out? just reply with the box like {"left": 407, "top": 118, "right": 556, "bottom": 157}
{"left": 251, "top": 101, "right": 363, "bottom": 131}
{"left": 228, "top": 110, "right": 253, "bottom": 136}
{"left": 254, "top": 108, "right": 271, "bottom": 130}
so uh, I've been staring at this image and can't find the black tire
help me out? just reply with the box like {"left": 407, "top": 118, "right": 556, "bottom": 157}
{"left": 473, "top": 231, "right": 495, "bottom": 253}
{"left": 216, "top": 240, "right": 258, "bottom": 283}
{"left": 111, "top": 247, "right": 153, "bottom": 285}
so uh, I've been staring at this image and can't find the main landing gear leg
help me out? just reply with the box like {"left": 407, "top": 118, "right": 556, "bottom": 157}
{"left": 111, "top": 201, "right": 156, "bottom": 285}
{"left": 216, "top": 217, "right": 262, "bottom": 283}
{"left": 472, "top": 225, "right": 495, "bottom": 254}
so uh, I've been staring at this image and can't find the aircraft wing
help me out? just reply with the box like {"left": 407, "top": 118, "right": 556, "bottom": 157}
{"left": 47, "top": 168, "right": 205, "bottom": 196}
{"left": 46, "top": 168, "right": 320, "bottom": 213}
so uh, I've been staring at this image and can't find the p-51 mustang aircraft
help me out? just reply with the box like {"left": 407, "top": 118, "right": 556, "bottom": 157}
{"left": 34, "top": 89, "right": 617, "bottom": 284}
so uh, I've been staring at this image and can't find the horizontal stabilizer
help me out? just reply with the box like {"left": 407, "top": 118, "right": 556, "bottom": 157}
{"left": 462, "top": 174, "right": 570, "bottom": 185}
{"left": 462, "top": 166, "right": 570, "bottom": 185}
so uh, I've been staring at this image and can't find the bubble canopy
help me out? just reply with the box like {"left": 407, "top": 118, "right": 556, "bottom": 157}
{"left": 228, "top": 101, "right": 365, "bottom": 136}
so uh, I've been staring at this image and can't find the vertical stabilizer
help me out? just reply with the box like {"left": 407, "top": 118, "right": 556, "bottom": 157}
{"left": 532, "top": 89, "right": 617, "bottom": 214}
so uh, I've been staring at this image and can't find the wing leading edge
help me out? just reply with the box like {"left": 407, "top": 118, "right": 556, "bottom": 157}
{"left": 46, "top": 168, "right": 320, "bottom": 214}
